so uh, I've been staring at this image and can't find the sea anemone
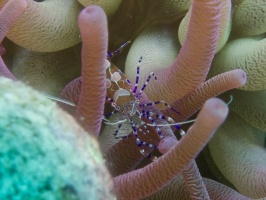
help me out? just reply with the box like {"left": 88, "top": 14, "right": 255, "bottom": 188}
{"left": 0, "top": 0, "right": 265, "bottom": 199}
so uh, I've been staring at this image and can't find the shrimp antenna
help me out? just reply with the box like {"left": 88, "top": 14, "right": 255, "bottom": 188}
{"left": 42, "top": 93, "right": 77, "bottom": 107}
{"left": 227, "top": 95, "right": 233, "bottom": 105}
{"left": 147, "top": 119, "right": 196, "bottom": 127}
{"left": 107, "top": 41, "right": 131, "bottom": 59}
{"left": 147, "top": 95, "right": 233, "bottom": 128}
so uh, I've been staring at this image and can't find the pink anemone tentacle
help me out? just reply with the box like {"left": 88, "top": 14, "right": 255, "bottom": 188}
{"left": 162, "top": 69, "right": 247, "bottom": 122}
{"left": 114, "top": 98, "right": 229, "bottom": 200}
{"left": 146, "top": 0, "right": 222, "bottom": 103}
{"left": 75, "top": 6, "right": 108, "bottom": 137}
{"left": 0, "top": 0, "right": 27, "bottom": 80}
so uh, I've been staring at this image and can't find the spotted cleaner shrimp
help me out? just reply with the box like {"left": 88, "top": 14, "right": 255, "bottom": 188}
{"left": 101, "top": 42, "right": 193, "bottom": 160}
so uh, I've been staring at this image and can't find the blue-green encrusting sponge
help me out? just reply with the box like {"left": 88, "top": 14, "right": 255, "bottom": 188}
{"left": 0, "top": 77, "right": 114, "bottom": 200}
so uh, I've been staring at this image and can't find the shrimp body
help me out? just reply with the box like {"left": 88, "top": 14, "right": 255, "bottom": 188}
{"left": 104, "top": 57, "right": 181, "bottom": 159}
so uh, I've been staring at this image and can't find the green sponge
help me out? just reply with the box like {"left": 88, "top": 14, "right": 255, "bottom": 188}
{"left": 0, "top": 77, "right": 114, "bottom": 200}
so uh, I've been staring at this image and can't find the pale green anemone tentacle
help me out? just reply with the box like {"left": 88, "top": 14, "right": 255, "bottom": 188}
{"left": 0, "top": 0, "right": 83, "bottom": 52}
{"left": 77, "top": 0, "right": 122, "bottom": 17}
{"left": 0, "top": 77, "right": 114, "bottom": 199}
{"left": 11, "top": 46, "right": 81, "bottom": 96}
{"left": 178, "top": 0, "right": 232, "bottom": 53}
{"left": 232, "top": 0, "right": 266, "bottom": 36}
{"left": 208, "top": 111, "right": 266, "bottom": 199}
{"left": 230, "top": 89, "right": 266, "bottom": 132}
{"left": 208, "top": 36, "right": 266, "bottom": 91}
{"left": 232, "top": 0, "right": 245, "bottom": 5}
{"left": 125, "top": 23, "right": 181, "bottom": 72}
{"left": 125, "top": 23, "right": 181, "bottom": 105}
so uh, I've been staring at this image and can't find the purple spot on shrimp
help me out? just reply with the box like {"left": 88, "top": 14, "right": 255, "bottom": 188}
{"left": 119, "top": 69, "right": 125, "bottom": 74}
{"left": 126, "top": 79, "right": 131, "bottom": 84}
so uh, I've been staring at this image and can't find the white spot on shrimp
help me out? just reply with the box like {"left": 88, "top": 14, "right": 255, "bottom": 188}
{"left": 113, "top": 88, "right": 130, "bottom": 103}
{"left": 105, "top": 60, "right": 110, "bottom": 69}
{"left": 106, "top": 79, "right": 111, "bottom": 88}
{"left": 111, "top": 72, "right": 121, "bottom": 82}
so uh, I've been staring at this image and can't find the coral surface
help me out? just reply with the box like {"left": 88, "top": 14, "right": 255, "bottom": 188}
{"left": 0, "top": 77, "right": 114, "bottom": 200}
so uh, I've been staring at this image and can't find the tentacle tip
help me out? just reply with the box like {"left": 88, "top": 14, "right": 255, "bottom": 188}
{"left": 158, "top": 136, "right": 178, "bottom": 154}
{"left": 78, "top": 5, "right": 107, "bottom": 25}
{"left": 84, "top": 5, "right": 103, "bottom": 14}
{"left": 235, "top": 69, "right": 247, "bottom": 86}
{"left": 17, "top": 0, "right": 28, "bottom": 9}
{"left": 204, "top": 98, "right": 229, "bottom": 123}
